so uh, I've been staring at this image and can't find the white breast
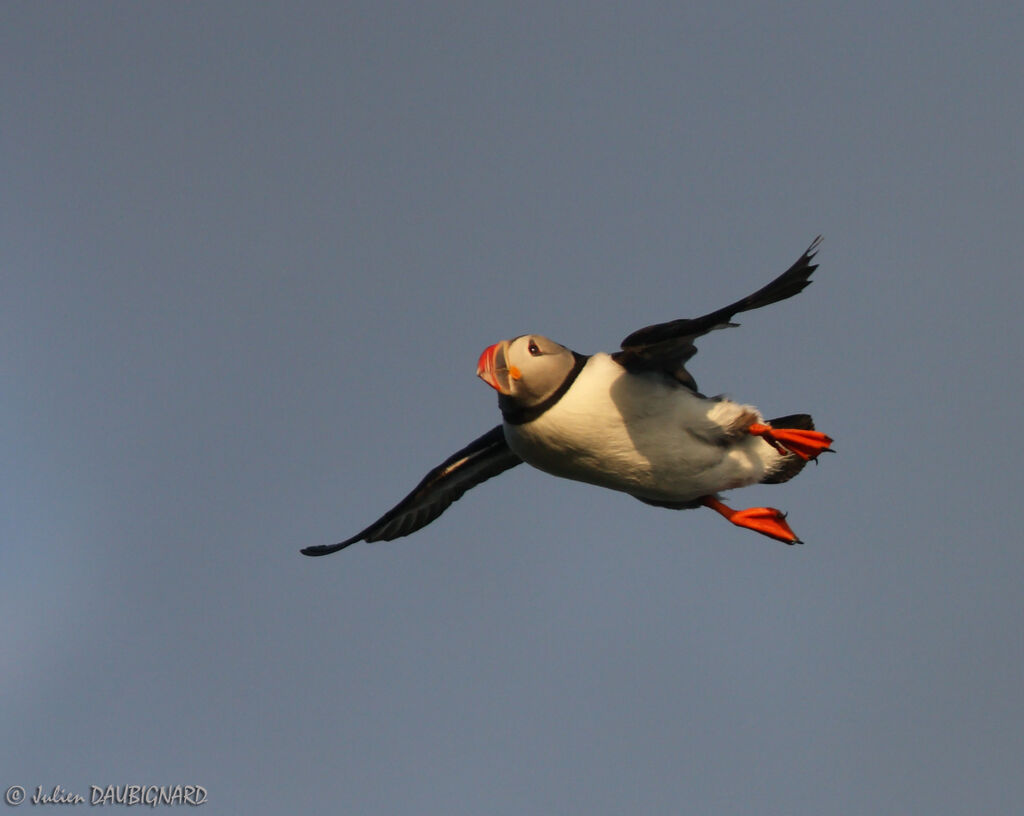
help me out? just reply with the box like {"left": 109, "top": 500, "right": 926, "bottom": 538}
{"left": 503, "top": 353, "right": 779, "bottom": 502}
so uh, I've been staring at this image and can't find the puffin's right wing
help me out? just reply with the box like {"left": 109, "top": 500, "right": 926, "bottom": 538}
{"left": 615, "top": 237, "right": 822, "bottom": 391}
{"left": 301, "top": 425, "right": 522, "bottom": 556}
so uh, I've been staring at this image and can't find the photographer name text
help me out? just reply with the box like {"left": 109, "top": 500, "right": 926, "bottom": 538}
{"left": 4, "top": 785, "right": 206, "bottom": 807}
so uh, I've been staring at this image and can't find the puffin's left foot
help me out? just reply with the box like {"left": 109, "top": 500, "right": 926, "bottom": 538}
{"left": 701, "top": 496, "right": 803, "bottom": 545}
{"left": 748, "top": 423, "right": 834, "bottom": 461}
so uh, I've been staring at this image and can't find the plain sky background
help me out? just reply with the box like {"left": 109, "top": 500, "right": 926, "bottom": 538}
{"left": 4, "top": 2, "right": 1022, "bottom": 814}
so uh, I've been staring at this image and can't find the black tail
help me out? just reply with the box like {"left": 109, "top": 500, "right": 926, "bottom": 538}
{"left": 760, "top": 414, "right": 816, "bottom": 484}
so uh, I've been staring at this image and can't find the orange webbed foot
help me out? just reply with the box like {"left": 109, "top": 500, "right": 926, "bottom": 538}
{"left": 748, "top": 423, "right": 834, "bottom": 462}
{"left": 701, "top": 496, "right": 802, "bottom": 545}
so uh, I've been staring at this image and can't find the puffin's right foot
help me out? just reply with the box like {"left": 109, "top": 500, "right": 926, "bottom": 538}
{"left": 748, "top": 423, "right": 834, "bottom": 462}
{"left": 701, "top": 496, "right": 802, "bottom": 545}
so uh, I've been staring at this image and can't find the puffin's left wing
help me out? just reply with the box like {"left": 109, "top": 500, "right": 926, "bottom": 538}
{"left": 301, "top": 426, "right": 521, "bottom": 556}
{"left": 615, "top": 237, "right": 822, "bottom": 391}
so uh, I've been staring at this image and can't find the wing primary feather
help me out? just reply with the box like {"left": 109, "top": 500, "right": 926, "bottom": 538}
{"left": 620, "top": 236, "right": 822, "bottom": 349}
{"left": 614, "top": 237, "right": 822, "bottom": 389}
{"left": 300, "top": 425, "right": 521, "bottom": 557}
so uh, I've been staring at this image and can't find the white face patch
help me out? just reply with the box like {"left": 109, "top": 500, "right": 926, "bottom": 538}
{"left": 504, "top": 335, "right": 577, "bottom": 407}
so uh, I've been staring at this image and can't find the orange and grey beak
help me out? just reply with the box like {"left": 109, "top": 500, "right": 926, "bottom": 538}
{"left": 476, "top": 341, "right": 517, "bottom": 394}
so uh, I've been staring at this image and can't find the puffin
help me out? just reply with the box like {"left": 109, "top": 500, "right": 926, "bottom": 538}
{"left": 302, "top": 237, "right": 833, "bottom": 557}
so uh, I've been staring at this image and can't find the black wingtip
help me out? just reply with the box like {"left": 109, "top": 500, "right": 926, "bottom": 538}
{"left": 300, "top": 537, "right": 361, "bottom": 557}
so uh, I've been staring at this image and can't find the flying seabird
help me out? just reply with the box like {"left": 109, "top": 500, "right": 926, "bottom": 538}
{"left": 302, "top": 237, "right": 833, "bottom": 556}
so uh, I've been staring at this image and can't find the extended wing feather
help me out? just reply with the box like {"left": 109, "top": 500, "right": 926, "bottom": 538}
{"left": 614, "top": 237, "right": 822, "bottom": 390}
{"left": 301, "top": 425, "right": 522, "bottom": 556}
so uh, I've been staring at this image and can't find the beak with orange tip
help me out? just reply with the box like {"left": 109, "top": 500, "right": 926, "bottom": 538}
{"left": 476, "top": 341, "right": 517, "bottom": 395}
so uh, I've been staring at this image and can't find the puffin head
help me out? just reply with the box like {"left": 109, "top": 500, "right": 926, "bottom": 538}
{"left": 476, "top": 334, "right": 578, "bottom": 408}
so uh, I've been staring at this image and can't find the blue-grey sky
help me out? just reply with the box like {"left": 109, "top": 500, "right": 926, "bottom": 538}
{"left": 4, "top": 2, "right": 1022, "bottom": 814}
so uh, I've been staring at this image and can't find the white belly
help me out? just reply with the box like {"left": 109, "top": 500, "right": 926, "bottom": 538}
{"left": 502, "top": 354, "right": 776, "bottom": 502}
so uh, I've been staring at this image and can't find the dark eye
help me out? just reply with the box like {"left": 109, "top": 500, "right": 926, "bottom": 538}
{"left": 528, "top": 340, "right": 541, "bottom": 356}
